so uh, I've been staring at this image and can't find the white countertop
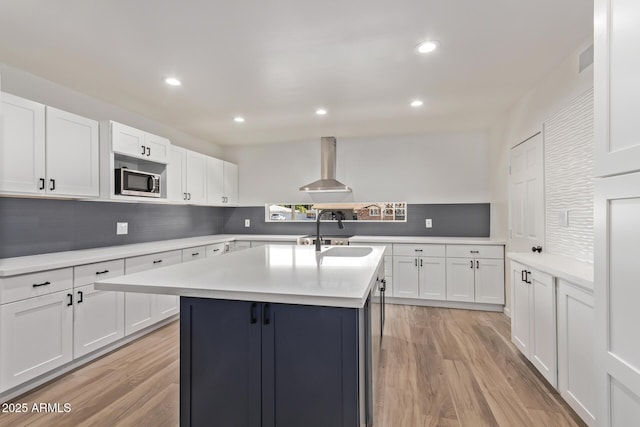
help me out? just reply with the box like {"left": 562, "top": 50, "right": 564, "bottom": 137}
{"left": 349, "top": 236, "right": 505, "bottom": 245}
{"left": 507, "top": 252, "right": 594, "bottom": 292}
{"left": 95, "top": 245, "right": 386, "bottom": 308}
{"left": 0, "top": 234, "right": 504, "bottom": 277}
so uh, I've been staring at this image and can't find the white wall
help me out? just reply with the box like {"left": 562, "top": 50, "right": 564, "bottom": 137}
{"left": 223, "top": 131, "right": 490, "bottom": 206}
{"left": 489, "top": 39, "right": 594, "bottom": 314}
{"left": 0, "top": 62, "right": 223, "bottom": 158}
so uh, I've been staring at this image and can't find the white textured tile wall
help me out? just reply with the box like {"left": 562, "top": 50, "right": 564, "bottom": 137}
{"left": 544, "top": 88, "right": 594, "bottom": 263}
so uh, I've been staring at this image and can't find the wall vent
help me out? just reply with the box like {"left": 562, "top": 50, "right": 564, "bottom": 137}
{"left": 579, "top": 44, "right": 594, "bottom": 73}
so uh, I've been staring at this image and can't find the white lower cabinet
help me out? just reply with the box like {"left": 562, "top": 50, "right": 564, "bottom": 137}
{"left": 124, "top": 250, "right": 182, "bottom": 335}
{"left": 511, "top": 261, "right": 531, "bottom": 356}
{"left": 72, "top": 259, "right": 125, "bottom": 358}
{"left": 0, "top": 290, "right": 73, "bottom": 392}
{"left": 446, "top": 258, "right": 475, "bottom": 302}
{"left": 182, "top": 246, "right": 206, "bottom": 262}
{"left": 446, "top": 257, "right": 504, "bottom": 303}
{"left": 557, "top": 279, "right": 596, "bottom": 426}
{"left": 393, "top": 256, "right": 446, "bottom": 300}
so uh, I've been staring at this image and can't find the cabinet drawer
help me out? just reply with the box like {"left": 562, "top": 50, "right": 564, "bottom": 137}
{"left": 74, "top": 259, "right": 125, "bottom": 287}
{"left": 445, "top": 244, "right": 504, "bottom": 259}
{"left": 183, "top": 246, "right": 206, "bottom": 262}
{"left": 0, "top": 268, "right": 73, "bottom": 305}
{"left": 207, "top": 243, "right": 226, "bottom": 256}
{"left": 125, "top": 250, "right": 183, "bottom": 275}
{"left": 393, "top": 244, "right": 445, "bottom": 257}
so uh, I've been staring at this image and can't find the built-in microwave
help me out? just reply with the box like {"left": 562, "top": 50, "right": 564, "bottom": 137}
{"left": 115, "top": 168, "right": 161, "bottom": 198}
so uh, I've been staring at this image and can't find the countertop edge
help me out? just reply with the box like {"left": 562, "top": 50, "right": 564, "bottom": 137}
{"left": 507, "top": 252, "right": 594, "bottom": 292}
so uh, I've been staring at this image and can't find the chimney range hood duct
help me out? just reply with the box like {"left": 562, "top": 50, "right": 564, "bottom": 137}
{"left": 299, "top": 137, "right": 352, "bottom": 193}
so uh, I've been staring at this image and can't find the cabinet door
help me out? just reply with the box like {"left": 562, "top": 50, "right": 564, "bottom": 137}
{"left": 392, "top": 256, "right": 419, "bottom": 298}
{"left": 185, "top": 150, "right": 207, "bottom": 204}
{"left": 45, "top": 107, "right": 99, "bottom": 197}
{"left": 0, "top": 290, "right": 73, "bottom": 392}
{"left": 167, "top": 145, "right": 186, "bottom": 202}
{"left": 73, "top": 283, "right": 125, "bottom": 358}
{"left": 0, "top": 92, "right": 45, "bottom": 194}
{"left": 223, "top": 161, "right": 239, "bottom": 205}
{"left": 144, "top": 132, "right": 170, "bottom": 163}
{"left": 557, "top": 280, "right": 596, "bottom": 426}
{"left": 418, "top": 257, "right": 446, "bottom": 300}
{"left": 511, "top": 262, "right": 531, "bottom": 356}
{"left": 156, "top": 295, "right": 179, "bottom": 320}
{"left": 595, "top": 0, "right": 640, "bottom": 177}
{"left": 111, "top": 121, "right": 145, "bottom": 158}
{"left": 124, "top": 293, "right": 157, "bottom": 335}
{"left": 180, "top": 298, "right": 261, "bottom": 427}
{"left": 446, "top": 258, "right": 475, "bottom": 302}
{"left": 206, "top": 156, "right": 224, "bottom": 205}
{"left": 474, "top": 258, "right": 505, "bottom": 304}
{"left": 261, "top": 303, "right": 359, "bottom": 427}
{"left": 206, "top": 243, "right": 226, "bottom": 257}
{"left": 529, "top": 269, "right": 557, "bottom": 387}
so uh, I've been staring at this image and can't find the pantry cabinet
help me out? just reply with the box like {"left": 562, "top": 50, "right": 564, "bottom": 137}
{"left": 0, "top": 92, "right": 99, "bottom": 197}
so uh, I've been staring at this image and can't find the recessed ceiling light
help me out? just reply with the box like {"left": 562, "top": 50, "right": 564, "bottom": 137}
{"left": 233, "top": 116, "right": 245, "bottom": 123}
{"left": 410, "top": 100, "right": 424, "bottom": 107}
{"left": 416, "top": 41, "right": 439, "bottom": 54}
{"left": 316, "top": 108, "right": 327, "bottom": 116}
{"left": 164, "top": 77, "right": 181, "bottom": 86}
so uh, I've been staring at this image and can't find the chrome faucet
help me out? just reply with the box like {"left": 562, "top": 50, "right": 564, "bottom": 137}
{"left": 315, "top": 210, "right": 344, "bottom": 252}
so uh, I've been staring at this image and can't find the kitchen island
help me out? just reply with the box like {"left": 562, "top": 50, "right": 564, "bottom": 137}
{"left": 95, "top": 244, "right": 385, "bottom": 427}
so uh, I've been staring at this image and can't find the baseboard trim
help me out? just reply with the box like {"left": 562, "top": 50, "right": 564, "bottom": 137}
{"left": 503, "top": 307, "right": 511, "bottom": 318}
{"left": 0, "top": 315, "right": 179, "bottom": 403}
{"left": 385, "top": 297, "right": 504, "bottom": 312}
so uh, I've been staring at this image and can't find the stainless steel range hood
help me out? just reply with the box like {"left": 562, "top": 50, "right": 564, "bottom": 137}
{"left": 299, "top": 137, "right": 352, "bottom": 193}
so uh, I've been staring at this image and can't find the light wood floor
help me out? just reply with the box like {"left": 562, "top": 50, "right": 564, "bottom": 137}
{"left": 0, "top": 305, "right": 585, "bottom": 427}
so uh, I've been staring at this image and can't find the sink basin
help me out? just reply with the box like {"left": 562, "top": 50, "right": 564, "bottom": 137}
{"left": 322, "top": 247, "right": 373, "bottom": 257}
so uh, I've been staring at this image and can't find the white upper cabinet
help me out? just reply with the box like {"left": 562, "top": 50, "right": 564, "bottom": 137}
{"left": 167, "top": 146, "right": 207, "bottom": 204}
{"left": 110, "top": 121, "right": 169, "bottom": 163}
{"left": 0, "top": 93, "right": 46, "bottom": 194}
{"left": 45, "top": 107, "right": 99, "bottom": 197}
{"left": 0, "top": 92, "right": 98, "bottom": 197}
{"left": 595, "top": 0, "right": 640, "bottom": 177}
{"left": 206, "top": 157, "right": 238, "bottom": 205}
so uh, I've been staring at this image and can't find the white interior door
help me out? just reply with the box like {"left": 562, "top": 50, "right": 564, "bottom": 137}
{"left": 509, "top": 132, "right": 544, "bottom": 253}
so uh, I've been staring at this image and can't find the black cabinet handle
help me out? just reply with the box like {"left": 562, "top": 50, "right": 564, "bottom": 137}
{"left": 525, "top": 270, "right": 532, "bottom": 284}
{"left": 77, "top": 291, "right": 84, "bottom": 303}
{"left": 96, "top": 270, "right": 109, "bottom": 275}
{"left": 420, "top": 259, "right": 423, "bottom": 267}
{"left": 32, "top": 281, "right": 51, "bottom": 288}
{"left": 532, "top": 246, "right": 542, "bottom": 253}
{"left": 49, "top": 179, "right": 55, "bottom": 191}
{"left": 188, "top": 193, "right": 192, "bottom": 200}
{"left": 415, "top": 249, "right": 423, "bottom": 252}
{"left": 39, "top": 178, "right": 45, "bottom": 190}
{"left": 476, "top": 260, "right": 479, "bottom": 269}
{"left": 470, "top": 260, "right": 474, "bottom": 269}
{"left": 521, "top": 270, "right": 526, "bottom": 282}
{"left": 153, "top": 260, "right": 163, "bottom": 264}
{"left": 250, "top": 302, "right": 257, "bottom": 324}
{"left": 192, "top": 252, "right": 199, "bottom": 256}
{"left": 146, "top": 146, "right": 151, "bottom": 157}
{"left": 213, "top": 248, "right": 220, "bottom": 252}
{"left": 470, "top": 250, "right": 479, "bottom": 254}
{"left": 380, "top": 278, "right": 386, "bottom": 292}
{"left": 67, "top": 293, "right": 73, "bottom": 306}
{"left": 415, "top": 258, "right": 418, "bottom": 267}
{"left": 141, "top": 145, "right": 146, "bottom": 155}
{"left": 263, "top": 303, "right": 270, "bottom": 325}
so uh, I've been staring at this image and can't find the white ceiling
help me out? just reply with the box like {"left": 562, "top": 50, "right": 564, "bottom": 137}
{"left": 0, "top": 0, "right": 592, "bottom": 146}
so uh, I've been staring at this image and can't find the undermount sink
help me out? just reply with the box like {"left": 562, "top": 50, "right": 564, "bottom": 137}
{"left": 321, "top": 247, "right": 373, "bottom": 257}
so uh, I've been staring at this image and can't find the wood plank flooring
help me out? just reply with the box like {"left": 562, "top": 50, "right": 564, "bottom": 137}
{"left": 0, "top": 305, "right": 585, "bottom": 427}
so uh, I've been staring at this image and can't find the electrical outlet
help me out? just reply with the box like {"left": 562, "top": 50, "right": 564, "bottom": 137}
{"left": 244, "top": 219, "right": 251, "bottom": 228}
{"left": 116, "top": 222, "right": 128, "bottom": 235}
{"left": 425, "top": 219, "right": 433, "bottom": 228}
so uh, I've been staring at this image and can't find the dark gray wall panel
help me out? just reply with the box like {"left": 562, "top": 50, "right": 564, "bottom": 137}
{"left": 224, "top": 204, "right": 490, "bottom": 237}
{"left": 0, "top": 197, "right": 224, "bottom": 258}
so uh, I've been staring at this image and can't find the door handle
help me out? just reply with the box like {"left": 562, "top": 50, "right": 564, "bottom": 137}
{"left": 184, "top": 192, "right": 187, "bottom": 200}
{"left": 141, "top": 145, "right": 146, "bottom": 155}
{"left": 420, "top": 259, "right": 423, "bottom": 267}
{"left": 521, "top": 270, "right": 526, "bottom": 282}
{"left": 67, "top": 293, "right": 73, "bottom": 306}
{"left": 39, "top": 178, "right": 45, "bottom": 190}
{"left": 187, "top": 193, "right": 191, "bottom": 200}
{"left": 49, "top": 179, "right": 56, "bottom": 191}
{"left": 525, "top": 270, "right": 532, "bottom": 284}
{"left": 146, "top": 146, "right": 151, "bottom": 157}
{"left": 415, "top": 258, "right": 418, "bottom": 267}
{"left": 250, "top": 302, "right": 257, "bottom": 324}
{"left": 470, "top": 260, "right": 474, "bottom": 269}
{"left": 531, "top": 246, "right": 542, "bottom": 253}
{"left": 263, "top": 303, "right": 271, "bottom": 325}
{"left": 476, "top": 260, "right": 479, "bottom": 269}
{"left": 77, "top": 291, "right": 84, "bottom": 304}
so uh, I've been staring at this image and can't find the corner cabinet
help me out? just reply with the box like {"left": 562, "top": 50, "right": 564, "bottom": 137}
{"left": 180, "top": 298, "right": 361, "bottom": 427}
{"left": 0, "top": 92, "right": 99, "bottom": 197}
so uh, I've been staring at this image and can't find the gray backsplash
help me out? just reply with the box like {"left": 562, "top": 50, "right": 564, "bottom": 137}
{"left": 224, "top": 204, "right": 490, "bottom": 238}
{"left": 0, "top": 198, "right": 225, "bottom": 258}
{"left": 0, "top": 199, "right": 489, "bottom": 258}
